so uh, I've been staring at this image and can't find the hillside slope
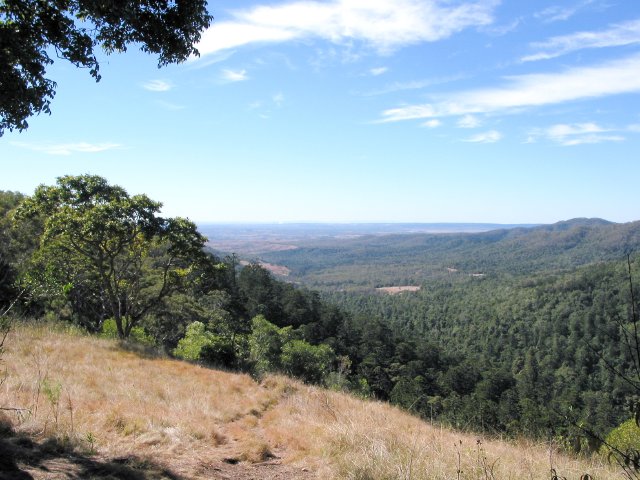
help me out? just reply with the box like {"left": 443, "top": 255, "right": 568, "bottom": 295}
{"left": 0, "top": 324, "right": 621, "bottom": 479}
{"left": 258, "top": 218, "right": 640, "bottom": 288}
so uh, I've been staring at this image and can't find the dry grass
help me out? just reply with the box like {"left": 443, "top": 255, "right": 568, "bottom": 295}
{"left": 1, "top": 323, "right": 290, "bottom": 478}
{"left": 0, "top": 323, "right": 624, "bottom": 479}
{"left": 260, "top": 386, "right": 621, "bottom": 480}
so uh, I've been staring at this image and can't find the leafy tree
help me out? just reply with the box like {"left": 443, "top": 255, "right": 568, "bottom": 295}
{"left": 144, "top": 293, "right": 208, "bottom": 350}
{"left": 0, "top": 0, "right": 212, "bottom": 135}
{"left": 390, "top": 376, "right": 427, "bottom": 412}
{"left": 248, "top": 315, "right": 290, "bottom": 376}
{"left": 15, "top": 175, "right": 207, "bottom": 338}
{"left": 280, "top": 339, "right": 335, "bottom": 384}
{"left": 173, "top": 321, "right": 212, "bottom": 361}
{"left": 0, "top": 191, "right": 24, "bottom": 307}
{"left": 238, "top": 263, "right": 283, "bottom": 323}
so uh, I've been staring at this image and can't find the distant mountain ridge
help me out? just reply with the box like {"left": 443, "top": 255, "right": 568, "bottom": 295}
{"left": 255, "top": 218, "right": 640, "bottom": 288}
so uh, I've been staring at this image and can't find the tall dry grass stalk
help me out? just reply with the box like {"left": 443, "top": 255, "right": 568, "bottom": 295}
{"left": 0, "top": 323, "right": 624, "bottom": 479}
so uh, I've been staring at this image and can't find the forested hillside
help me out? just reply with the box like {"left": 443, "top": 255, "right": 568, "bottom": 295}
{"left": 324, "top": 258, "right": 640, "bottom": 439}
{"left": 251, "top": 218, "right": 640, "bottom": 448}
{"left": 2, "top": 179, "right": 640, "bottom": 470}
{"left": 256, "top": 218, "right": 640, "bottom": 288}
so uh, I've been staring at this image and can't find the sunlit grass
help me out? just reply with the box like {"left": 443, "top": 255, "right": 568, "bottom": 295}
{"left": 0, "top": 322, "right": 623, "bottom": 479}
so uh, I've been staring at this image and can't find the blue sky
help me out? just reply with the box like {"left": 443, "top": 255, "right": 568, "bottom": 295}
{"left": 2, "top": 0, "right": 640, "bottom": 224}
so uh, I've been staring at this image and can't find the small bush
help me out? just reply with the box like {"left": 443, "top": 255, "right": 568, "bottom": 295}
{"left": 174, "top": 321, "right": 212, "bottom": 361}
{"left": 200, "top": 335, "right": 237, "bottom": 368}
{"left": 603, "top": 418, "right": 640, "bottom": 455}
{"left": 101, "top": 318, "right": 154, "bottom": 345}
{"left": 280, "top": 339, "right": 335, "bottom": 384}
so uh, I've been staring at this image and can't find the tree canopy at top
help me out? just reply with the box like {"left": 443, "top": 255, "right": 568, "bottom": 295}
{"left": 0, "top": 0, "right": 212, "bottom": 135}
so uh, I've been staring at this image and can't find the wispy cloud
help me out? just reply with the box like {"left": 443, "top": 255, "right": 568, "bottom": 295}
{"left": 464, "top": 130, "right": 502, "bottom": 143}
{"left": 422, "top": 119, "right": 442, "bottom": 128}
{"left": 370, "top": 67, "right": 388, "bottom": 76}
{"left": 221, "top": 68, "right": 249, "bottom": 82}
{"left": 11, "top": 142, "right": 122, "bottom": 156}
{"left": 457, "top": 114, "right": 481, "bottom": 128}
{"left": 187, "top": 49, "right": 236, "bottom": 69}
{"left": 196, "top": 0, "right": 497, "bottom": 58}
{"left": 142, "top": 79, "right": 173, "bottom": 92}
{"left": 534, "top": 0, "right": 595, "bottom": 23}
{"left": 523, "top": 18, "right": 640, "bottom": 62}
{"left": 529, "top": 122, "right": 625, "bottom": 146}
{"left": 359, "top": 73, "right": 466, "bottom": 96}
{"left": 482, "top": 18, "right": 521, "bottom": 36}
{"left": 272, "top": 92, "right": 285, "bottom": 107}
{"left": 378, "top": 53, "right": 640, "bottom": 122}
{"left": 155, "top": 100, "right": 186, "bottom": 111}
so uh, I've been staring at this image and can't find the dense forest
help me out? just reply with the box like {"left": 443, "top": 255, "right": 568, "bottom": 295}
{"left": 324, "top": 260, "right": 640, "bottom": 442}
{"left": 2, "top": 176, "right": 640, "bottom": 460}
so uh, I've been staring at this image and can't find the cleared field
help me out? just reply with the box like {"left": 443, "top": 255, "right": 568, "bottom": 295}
{"left": 376, "top": 286, "right": 421, "bottom": 294}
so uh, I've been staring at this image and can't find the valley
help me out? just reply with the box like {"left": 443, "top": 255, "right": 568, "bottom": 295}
{"left": 3, "top": 183, "right": 640, "bottom": 478}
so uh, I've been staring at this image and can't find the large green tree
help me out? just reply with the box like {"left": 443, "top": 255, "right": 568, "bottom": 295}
{"left": 0, "top": 0, "right": 212, "bottom": 135}
{"left": 15, "top": 174, "right": 208, "bottom": 338}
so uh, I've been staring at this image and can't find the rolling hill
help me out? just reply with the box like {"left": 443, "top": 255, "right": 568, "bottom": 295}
{"left": 253, "top": 218, "right": 640, "bottom": 289}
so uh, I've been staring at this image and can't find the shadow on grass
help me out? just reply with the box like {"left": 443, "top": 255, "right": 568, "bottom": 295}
{"left": 0, "top": 427, "right": 184, "bottom": 480}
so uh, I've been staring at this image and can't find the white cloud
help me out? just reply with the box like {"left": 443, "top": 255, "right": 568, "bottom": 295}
{"left": 370, "top": 67, "right": 388, "bottom": 76}
{"left": 559, "top": 134, "right": 624, "bottom": 146}
{"left": 464, "top": 130, "right": 502, "bottom": 143}
{"left": 379, "top": 53, "right": 640, "bottom": 122}
{"left": 142, "top": 79, "right": 173, "bottom": 92}
{"left": 530, "top": 122, "right": 625, "bottom": 146}
{"left": 421, "top": 119, "right": 442, "bottom": 128}
{"left": 11, "top": 142, "right": 121, "bottom": 156}
{"left": 221, "top": 68, "right": 249, "bottom": 82}
{"left": 628, "top": 124, "right": 640, "bottom": 132}
{"left": 457, "top": 114, "right": 481, "bottom": 128}
{"left": 522, "top": 18, "right": 640, "bottom": 62}
{"left": 482, "top": 18, "right": 521, "bottom": 36}
{"left": 196, "top": 0, "right": 497, "bottom": 57}
{"left": 534, "top": 0, "right": 594, "bottom": 23}
{"left": 546, "top": 122, "right": 605, "bottom": 137}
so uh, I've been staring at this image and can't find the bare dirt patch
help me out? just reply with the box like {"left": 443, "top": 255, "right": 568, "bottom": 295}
{"left": 376, "top": 286, "right": 421, "bottom": 294}
{"left": 239, "top": 260, "right": 291, "bottom": 277}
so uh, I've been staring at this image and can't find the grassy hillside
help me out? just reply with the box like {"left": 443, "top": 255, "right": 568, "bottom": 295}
{"left": 0, "top": 324, "right": 621, "bottom": 479}
{"left": 256, "top": 219, "right": 640, "bottom": 289}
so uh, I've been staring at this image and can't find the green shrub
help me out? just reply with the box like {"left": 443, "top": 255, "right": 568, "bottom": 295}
{"left": 100, "top": 318, "right": 119, "bottom": 338}
{"left": 200, "top": 334, "right": 237, "bottom": 367}
{"left": 603, "top": 418, "right": 640, "bottom": 455}
{"left": 280, "top": 339, "right": 335, "bottom": 384}
{"left": 173, "top": 321, "right": 212, "bottom": 361}
{"left": 101, "top": 318, "right": 154, "bottom": 345}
